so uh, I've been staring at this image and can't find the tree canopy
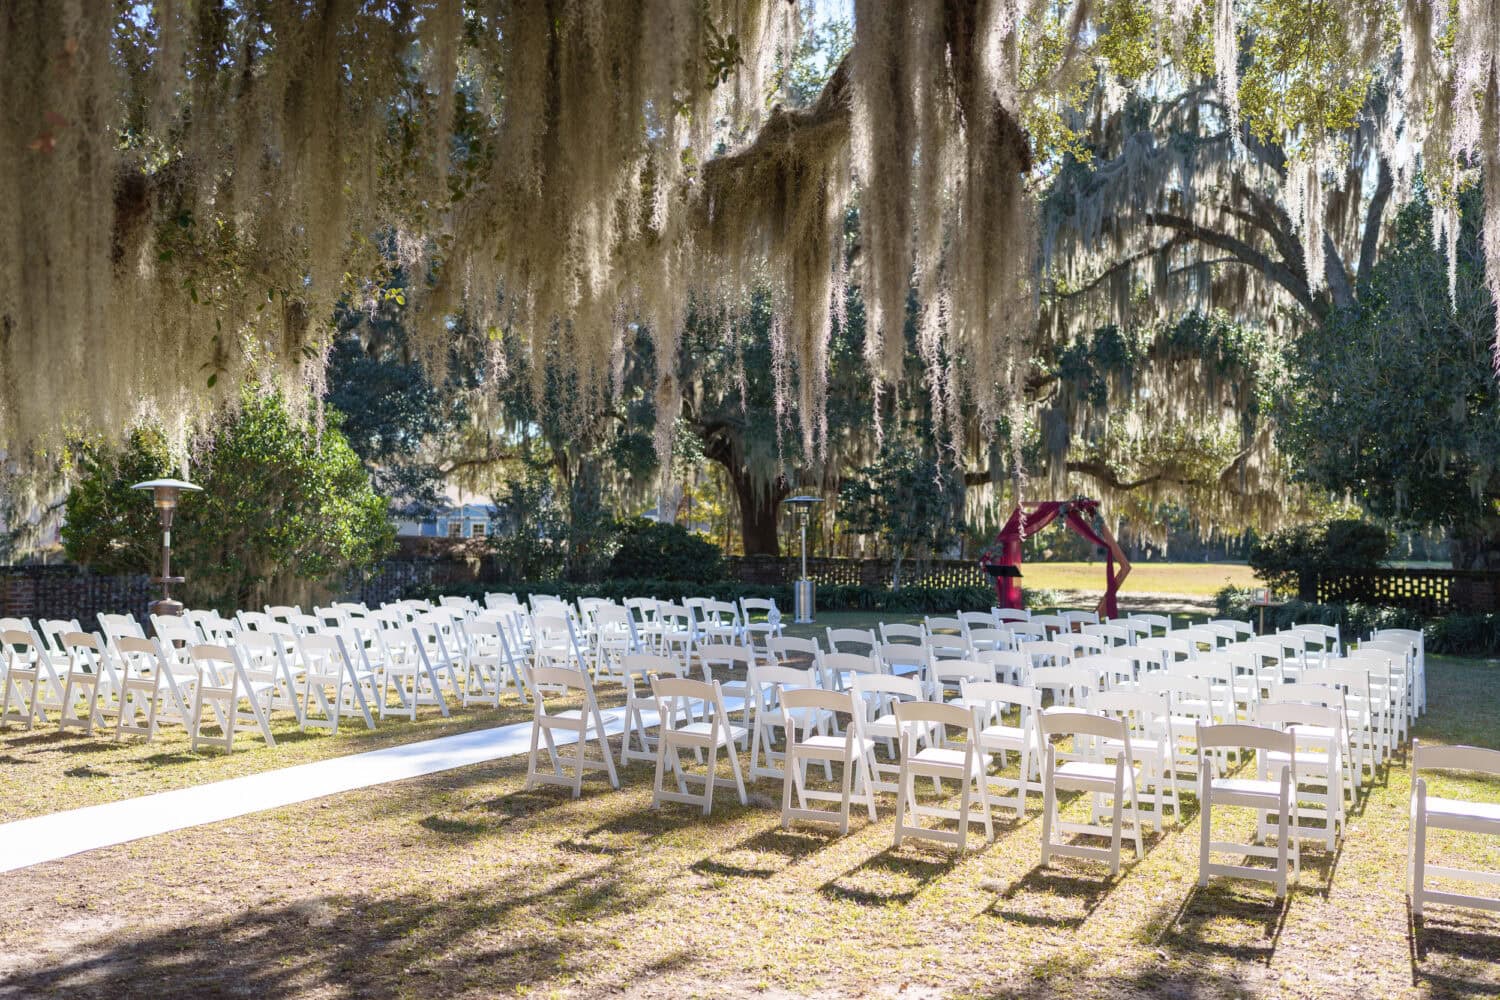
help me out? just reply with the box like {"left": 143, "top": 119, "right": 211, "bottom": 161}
{"left": 5, "top": 0, "right": 1499, "bottom": 509}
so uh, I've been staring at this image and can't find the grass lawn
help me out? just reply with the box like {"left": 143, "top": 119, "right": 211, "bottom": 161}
{"left": 1021, "top": 561, "right": 1258, "bottom": 597}
{"left": 1, "top": 648, "right": 1498, "bottom": 997}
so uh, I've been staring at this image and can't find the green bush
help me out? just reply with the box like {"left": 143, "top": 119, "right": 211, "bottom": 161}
{"left": 63, "top": 393, "right": 394, "bottom": 611}
{"left": 407, "top": 579, "right": 1064, "bottom": 615}
{"left": 606, "top": 519, "right": 725, "bottom": 583}
{"left": 1214, "top": 584, "right": 1498, "bottom": 656}
{"left": 1247, "top": 519, "right": 1392, "bottom": 596}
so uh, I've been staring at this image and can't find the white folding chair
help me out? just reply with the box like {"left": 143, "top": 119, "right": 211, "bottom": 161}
{"left": 296, "top": 632, "right": 378, "bottom": 733}
{"left": 929, "top": 657, "right": 996, "bottom": 704}
{"left": 1210, "top": 618, "right": 1256, "bottom": 642}
{"left": 113, "top": 636, "right": 175, "bottom": 742}
{"left": 975, "top": 648, "right": 1029, "bottom": 686}
{"left": 694, "top": 641, "right": 756, "bottom": 742}
{"left": 1256, "top": 701, "right": 1346, "bottom": 851}
{"left": 1129, "top": 613, "right": 1173, "bottom": 636}
{"left": 0, "top": 628, "right": 47, "bottom": 729}
{"left": 875, "top": 641, "right": 929, "bottom": 681}
{"left": 57, "top": 631, "right": 114, "bottom": 735}
{"left": 779, "top": 687, "right": 877, "bottom": 833}
{"left": 748, "top": 664, "right": 827, "bottom": 782}
{"left": 619, "top": 652, "right": 691, "bottom": 764}
{"left": 1040, "top": 708, "right": 1145, "bottom": 875}
{"left": 378, "top": 627, "right": 450, "bottom": 720}
{"left": 649, "top": 675, "right": 747, "bottom": 815}
{"left": 525, "top": 664, "right": 620, "bottom": 797}
{"left": 1082, "top": 622, "right": 1133, "bottom": 649}
{"left": 1371, "top": 628, "right": 1425, "bottom": 715}
{"left": 964, "top": 680, "right": 1043, "bottom": 819}
{"left": 1087, "top": 689, "right": 1179, "bottom": 830}
{"left": 739, "top": 597, "right": 784, "bottom": 652}
{"left": 879, "top": 622, "right": 927, "bottom": 646}
{"left": 766, "top": 635, "right": 821, "bottom": 670}
{"left": 1029, "top": 665, "right": 1095, "bottom": 708}
{"left": 892, "top": 700, "right": 993, "bottom": 851}
{"left": 189, "top": 643, "right": 277, "bottom": 753}
{"left": 851, "top": 673, "right": 929, "bottom": 793}
{"left": 1197, "top": 723, "right": 1299, "bottom": 898}
{"left": 826, "top": 626, "right": 878, "bottom": 657}
{"left": 818, "top": 650, "right": 884, "bottom": 694}
{"left": 1409, "top": 741, "right": 1500, "bottom": 916}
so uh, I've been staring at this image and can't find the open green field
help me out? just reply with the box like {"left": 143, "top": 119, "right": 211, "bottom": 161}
{"left": 1023, "top": 560, "right": 1258, "bottom": 597}
{"left": 1, "top": 656, "right": 1497, "bottom": 997}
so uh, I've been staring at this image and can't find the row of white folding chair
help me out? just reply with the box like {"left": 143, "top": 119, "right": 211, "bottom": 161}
{"left": 1370, "top": 628, "right": 1425, "bottom": 714}
{"left": 1358, "top": 633, "right": 1423, "bottom": 724}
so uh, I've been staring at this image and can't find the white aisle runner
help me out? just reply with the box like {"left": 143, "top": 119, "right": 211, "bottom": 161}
{"left": 0, "top": 700, "right": 685, "bottom": 874}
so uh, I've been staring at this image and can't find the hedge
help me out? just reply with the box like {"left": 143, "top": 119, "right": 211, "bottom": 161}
{"left": 405, "top": 578, "right": 1063, "bottom": 615}
{"left": 1215, "top": 585, "right": 1500, "bottom": 657}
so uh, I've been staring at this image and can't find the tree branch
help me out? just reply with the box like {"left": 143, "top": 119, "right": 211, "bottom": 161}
{"left": 1142, "top": 211, "right": 1322, "bottom": 318}
{"left": 1356, "top": 155, "right": 1394, "bottom": 288}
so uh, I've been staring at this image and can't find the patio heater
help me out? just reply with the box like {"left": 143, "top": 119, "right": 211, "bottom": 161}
{"left": 131, "top": 478, "right": 202, "bottom": 617}
{"left": 783, "top": 495, "right": 823, "bottom": 624}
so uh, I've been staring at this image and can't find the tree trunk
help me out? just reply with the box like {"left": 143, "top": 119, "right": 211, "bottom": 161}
{"left": 734, "top": 470, "right": 784, "bottom": 556}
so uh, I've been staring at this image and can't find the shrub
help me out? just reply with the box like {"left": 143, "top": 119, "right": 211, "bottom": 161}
{"left": 1248, "top": 519, "right": 1392, "bottom": 596}
{"left": 606, "top": 519, "right": 725, "bottom": 583}
{"left": 64, "top": 393, "right": 394, "bottom": 611}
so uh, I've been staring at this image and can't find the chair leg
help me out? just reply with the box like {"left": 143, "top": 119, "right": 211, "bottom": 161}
{"left": 651, "top": 735, "right": 669, "bottom": 807}
{"left": 780, "top": 751, "right": 794, "bottom": 828}
{"left": 702, "top": 744, "right": 718, "bottom": 815}
{"left": 839, "top": 754, "right": 854, "bottom": 835}
{"left": 1040, "top": 771, "right": 1055, "bottom": 866}
{"left": 1198, "top": 775, "right": 1212, "bottom": 888}
{"left": 893, "top": 765, "right": 909, "bottom": 847}
{"left": 1109, "top": 782, "right": 1124, "bottom": 876}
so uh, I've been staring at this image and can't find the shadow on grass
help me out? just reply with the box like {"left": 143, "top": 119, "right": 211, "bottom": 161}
{"left": 819, "top": 846, "right": 959, "bottom": 905}
{"left": 138, "top": 750, "right": 202, "bottom": 767}
{"left": 559, "top": 811, "right": 669, "bottom": 856}
{"left": 984, "top": 863, "right": 1120, "bottom": 929}
{"left": 1156, "top": 882, "right": 1289, "bottom": 965}
{"left": 0, "top": 857, "right": 664, "bottom": 999}
{"left": 1408, "top": 902, "right": 1500, "bottom": 996}
{"left": 691, "top": 825, "right": 835, "bottom": 879}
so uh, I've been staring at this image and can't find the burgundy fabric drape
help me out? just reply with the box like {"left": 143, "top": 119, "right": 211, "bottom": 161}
{"left": 986, "top": 499, "right": 1120, "bottom": 618}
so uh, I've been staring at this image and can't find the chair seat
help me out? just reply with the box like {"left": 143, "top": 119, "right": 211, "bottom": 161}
{"left": 1286, "top": 724, "right": 1339, "bottom": 741}
{"left": 799, "top": 734, "right": 875, "bottom": 755}
{"left": 869, "top": 714, "right": 931, "bottom": 740}
{"left": 670, "top": 721, "right": 748, "bottom": 746}
{"left": 978, "top": 723, "right": 1027, "bottom": 748}
{"left": 1211, "top": 776, "right": 1287, "bottom": 802}
{"left": 762, "top": 705, "right": 829, "bottom": 726}
{"left": 1426, "top": 796, "right": 1500, "bottom": 827}
{"left": 1056, "top": 760, "right": 1132, "bottom": 782}
{"left": 910, "top": 746, "right": 972, "bottom": 771}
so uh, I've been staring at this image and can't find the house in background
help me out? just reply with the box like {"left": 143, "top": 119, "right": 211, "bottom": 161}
{"left": 394, "top": 498, "right": 498, "bottom": 540}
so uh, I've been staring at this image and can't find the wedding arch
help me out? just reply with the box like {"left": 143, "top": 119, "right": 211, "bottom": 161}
{"left": 984, "top": 499, "right": 1131, "bottom": 618}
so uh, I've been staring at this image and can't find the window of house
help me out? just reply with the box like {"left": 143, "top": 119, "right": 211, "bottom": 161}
{"left": 470, "top": 521, "right": 488, "bottom": 538}
{"left": 447, "top": 521, "right": 464, "bottom": 538}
